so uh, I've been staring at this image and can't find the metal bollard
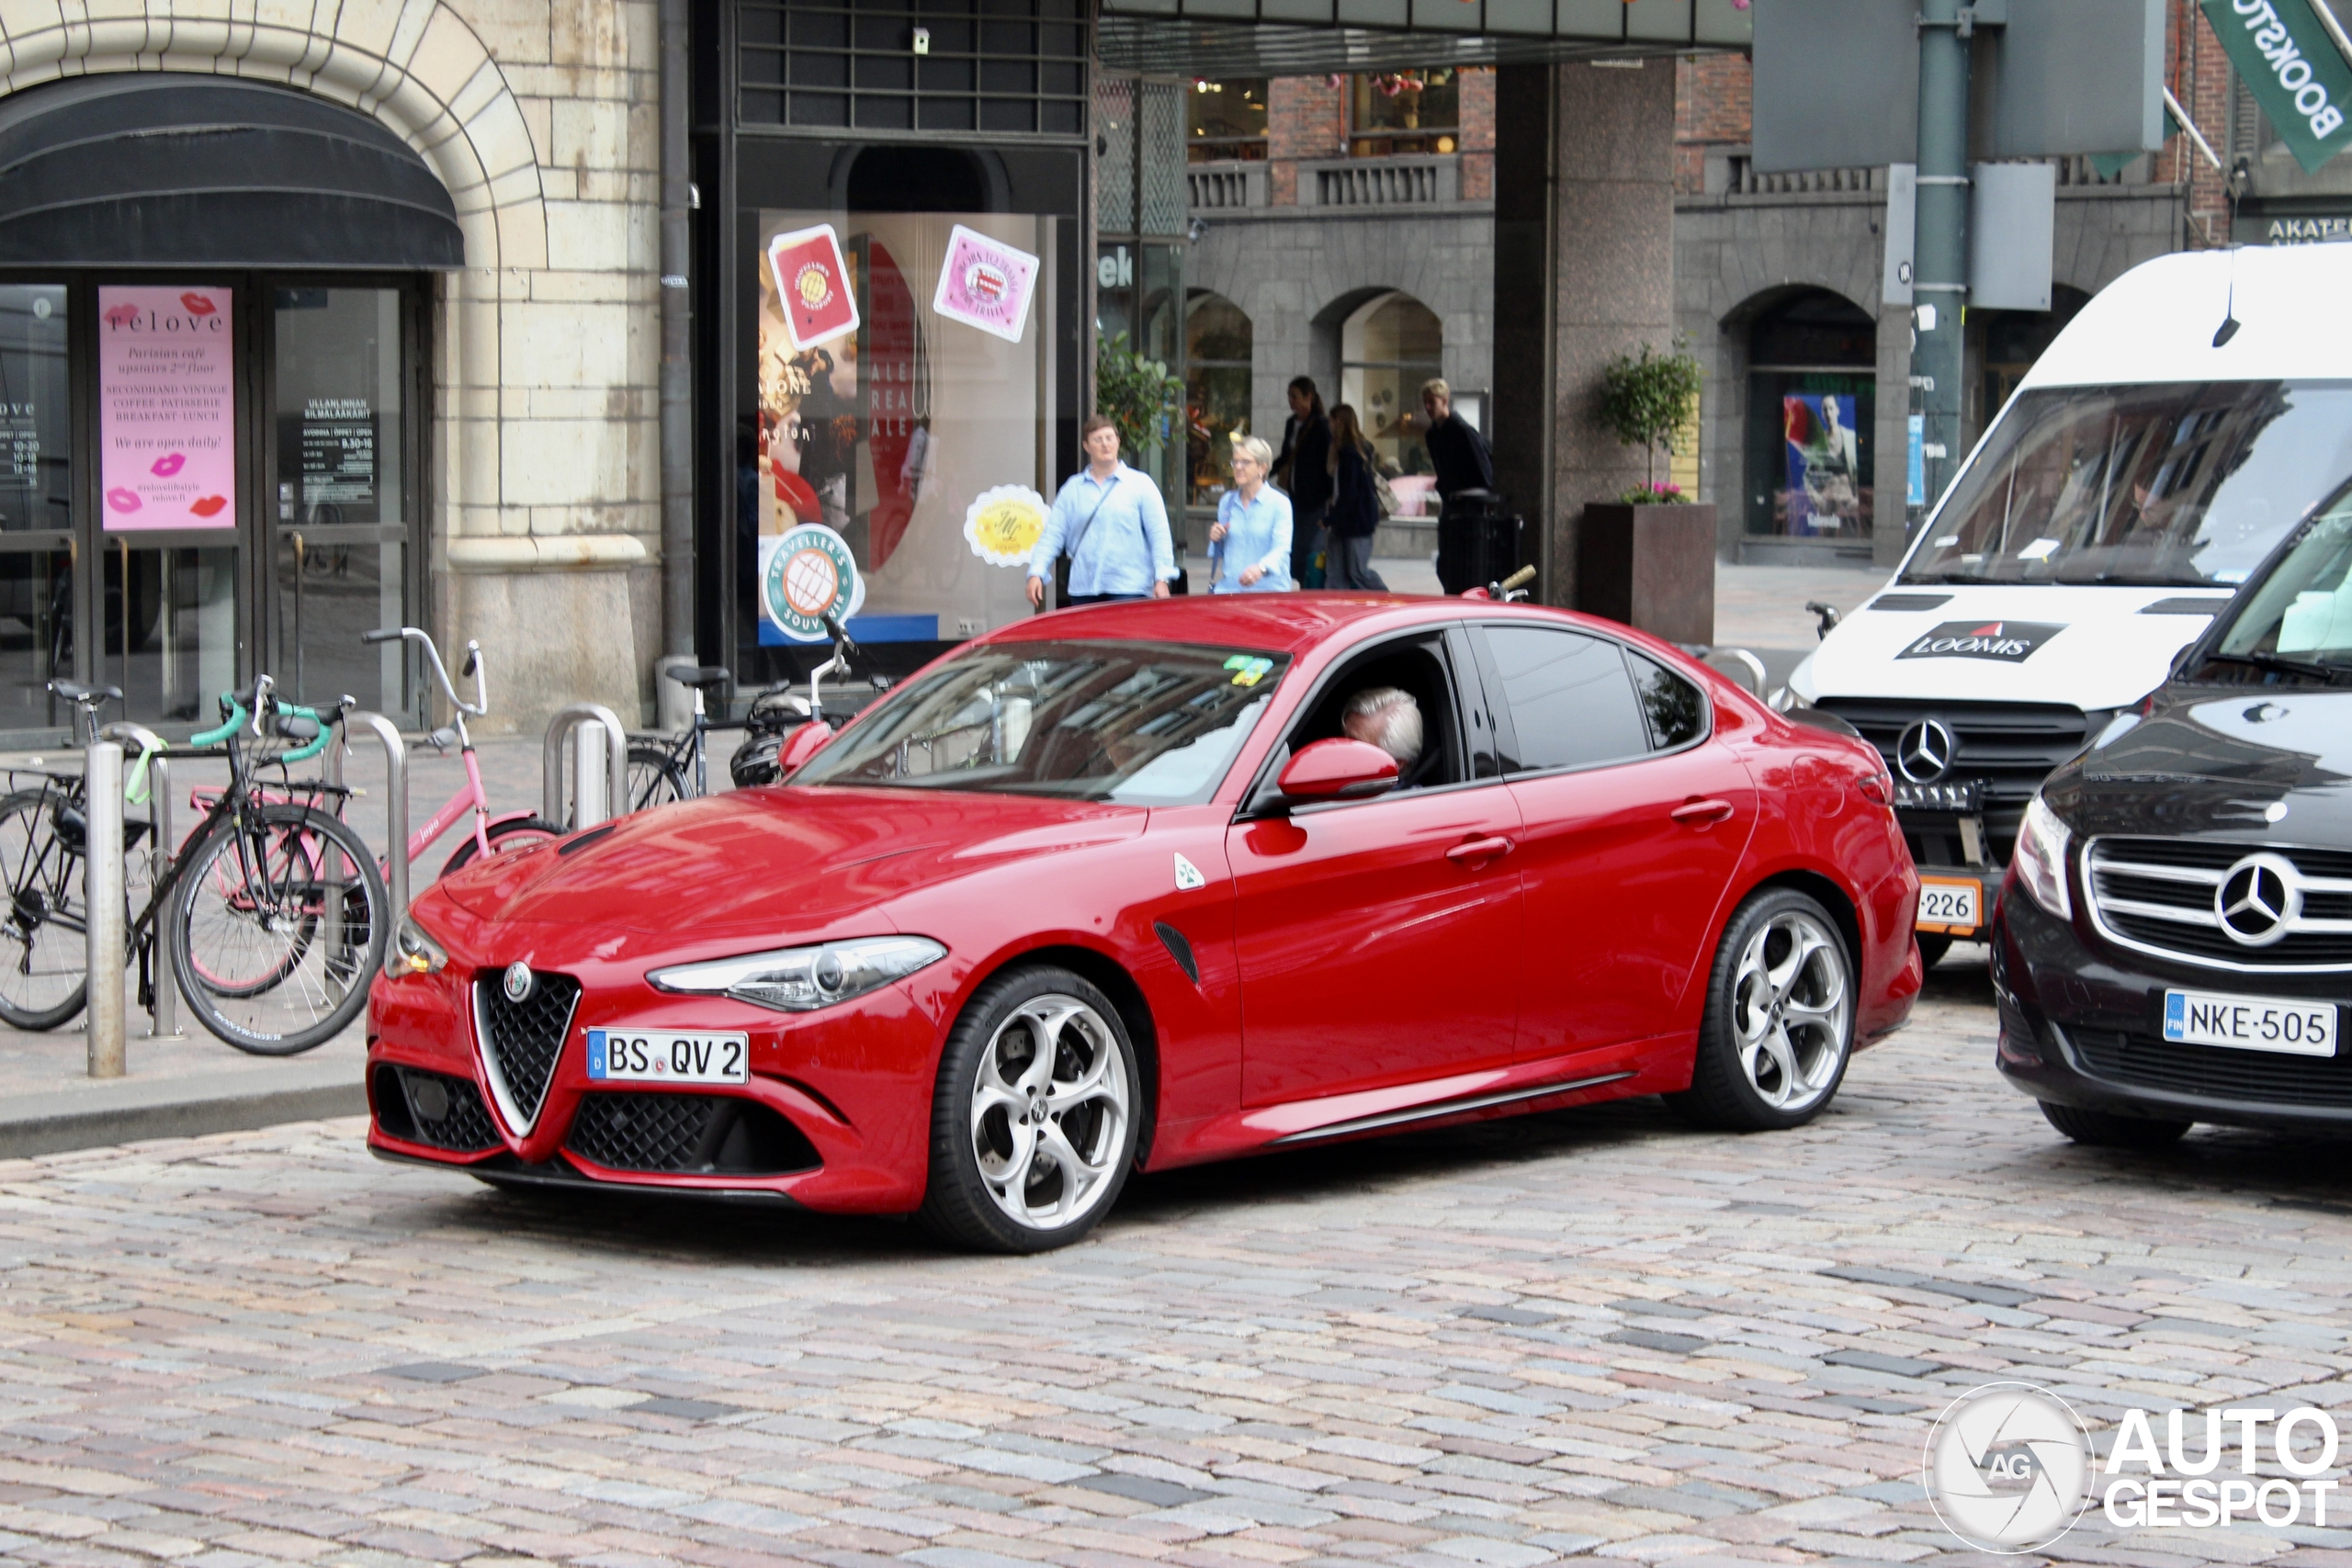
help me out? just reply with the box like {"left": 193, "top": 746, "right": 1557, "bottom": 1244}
{"left": 542, "top": 705, "right": 628, "bottom": 829}
{"left": 574, "top": 720, "right": 606, "bottom": 826}
{"left": 100, "top": 723, "right": 179, "bottom": 1040}
{"left": 329, "top": 713, "right": 410, "bottom": 933}
{"left": 84, "top": 740, "right": 125, "bottom": 1078}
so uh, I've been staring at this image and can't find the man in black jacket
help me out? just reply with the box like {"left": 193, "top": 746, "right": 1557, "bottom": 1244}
{"left": 1422, "top": 378, "right": 1495, "bottom": 592}
{"left": 1273, "top": 378, "right": 1332, "bottom": 587}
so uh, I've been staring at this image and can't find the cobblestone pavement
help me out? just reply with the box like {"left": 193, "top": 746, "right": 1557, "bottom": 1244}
{"left": 6, "top": 970, "right": 2352, "bottom": 1568}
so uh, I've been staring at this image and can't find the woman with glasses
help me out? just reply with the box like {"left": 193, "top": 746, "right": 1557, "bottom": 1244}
{"left": 1207, "top": 434, "right": 1295, "bottom": 594}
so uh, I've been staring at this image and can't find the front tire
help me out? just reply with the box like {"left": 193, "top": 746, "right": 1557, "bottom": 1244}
{"left": 440, "top": 816, "right": 566, "bottom": 878}
{"left": 0, "top": 787, "right": 91, "bottom": 1030}
{"left": 921, "top": 965, "right": 1142, "bottom": 1253}
{"left": 1668, "top": 888, "right": 1855, "bottom": 1131}
{"left": 626, "top": 743, "right": 690, "bottom": 812}
{"left": 2040, "top": 1100, "right": 2191, "bottom": 1149}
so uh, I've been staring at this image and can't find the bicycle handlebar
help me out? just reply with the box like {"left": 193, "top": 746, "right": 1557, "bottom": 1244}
{"left": 187, "top": 689, "right": 331, "bottom": 763}
{"left": 366, "top": 626, "right": 487, "bottom": 717}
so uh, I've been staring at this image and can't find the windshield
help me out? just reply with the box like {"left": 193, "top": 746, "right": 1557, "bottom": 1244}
{"left": 1902, "top": 381, "right": 2352, "bottom": 588}
{"left": 791, "top": 638, "right": 1289, "bottom": 804}
{"left": 2212, "top": 493, "right": 2352, "bottom": 669}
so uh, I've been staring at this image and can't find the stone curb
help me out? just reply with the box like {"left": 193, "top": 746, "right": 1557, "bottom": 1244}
{"left": 0, "top": 1066, "right": 366, "bottom": 1160}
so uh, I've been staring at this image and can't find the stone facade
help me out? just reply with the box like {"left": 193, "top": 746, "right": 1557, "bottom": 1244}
{"left": 0, "top": 0, "right": 662, "bottom": 729}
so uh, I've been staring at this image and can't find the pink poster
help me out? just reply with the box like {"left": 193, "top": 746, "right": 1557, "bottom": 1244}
{"left": 931, "top": 224, "right": 1039, "bottom": 344}
{"left": 98, "top": 286, "right": 236, "bottom": 531}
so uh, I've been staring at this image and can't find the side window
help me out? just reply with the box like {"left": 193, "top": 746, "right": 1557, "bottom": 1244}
{"left": 1630, "top": 653, "right": 1709, "bottom": 750}
{"left": 1280, "top": 636, "right": 1464, "bottom": 791}
{"left": 1485, "top": 626, "right": 1648, "bottom": 773}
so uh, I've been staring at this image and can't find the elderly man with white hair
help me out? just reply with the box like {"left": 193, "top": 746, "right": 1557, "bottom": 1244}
{"left": 1207, "top": 434, "right": 1295, "bottom": 593}
{"left": 1341, "top": 686, "right": 1423, "bottom": 771}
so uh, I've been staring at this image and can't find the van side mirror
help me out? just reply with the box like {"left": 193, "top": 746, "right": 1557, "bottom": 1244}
{"left": 1277, "top": 737, "right": 1398, "bottom": 802}
{"left": 778, "top": 721, "right": 835, "bottom": 776}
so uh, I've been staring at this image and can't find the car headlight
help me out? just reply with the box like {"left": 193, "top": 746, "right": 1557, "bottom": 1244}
{"left": 648, "top": 935, "right": 946, "bottom": 1012}
{"left": 2012, "top": 792, "right": 2074, "bottom": 922}
{"left": 390, "top": 913, "right": 449, "bottom": 976}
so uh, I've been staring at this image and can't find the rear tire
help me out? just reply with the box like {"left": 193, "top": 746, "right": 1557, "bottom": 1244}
{"left": 439, "top": 816, "right": 566, "bottom": 878}
{"left": 920, "top": 964, "right": 1141, "bottom": 1254}
{"left": 1667, "top": 888, "right": 1855, "bottom": 1132}
{"left": 0, "top": 787, "right": 90, "bottom": 1031}
{"left": 626, "top": 743, "right": 690, "bottom": 812}
{"left": 2039, "top": 1100, "right": 2191, "bottom": 1149}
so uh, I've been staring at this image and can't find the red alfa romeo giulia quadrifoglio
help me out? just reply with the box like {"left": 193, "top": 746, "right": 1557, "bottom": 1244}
{"left": 368, "top": 596, "right": 1920, "bottom": 1251}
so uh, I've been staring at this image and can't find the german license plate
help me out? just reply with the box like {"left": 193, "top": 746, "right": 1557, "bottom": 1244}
{"left": 1917, "top": 877, "right": 1981, "bottom": 932}
{"left": 2162, "top": 990, "right": 2338, "bottom": 1057}
{"left": 585, "top": 1029, "right": 750, "bottom": 1085}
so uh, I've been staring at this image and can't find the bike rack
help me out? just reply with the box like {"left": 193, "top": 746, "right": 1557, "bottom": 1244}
{"left": 98, "top": 722, "right": 181, "bottom": 1042}
{"left": 327, "top": 712, "right": 411, "bottom": 934}
{"left": 84, "top": 739, "right": 126, "bottom": 1078}
{"left": 543, "top": 705, "right": 629, "bottom": 830}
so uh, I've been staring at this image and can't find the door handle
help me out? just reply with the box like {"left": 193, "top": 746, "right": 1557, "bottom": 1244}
{"left": 1670, "top": 797, "right": 1736, "bottom": 828}
{"left": 1446, "top": 834, "right": 1516, "bottom": 867}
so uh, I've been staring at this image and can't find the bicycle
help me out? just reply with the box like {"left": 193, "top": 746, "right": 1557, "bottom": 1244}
{"left": 0, "top": 676, "right": 389, "bottom": 1054}
{"left": 354, "top": 626, "right": 565, "bottom": 875}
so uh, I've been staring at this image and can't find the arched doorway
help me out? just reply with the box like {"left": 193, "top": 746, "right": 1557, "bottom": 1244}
{"left": 1186, "top": 291, "right": 1252, "bottom": 507}
{"left": 1340, "top": 291, "right": 1442, "bottom": 484}
{"left": 1740, "top": 288, "right": 1875, "bottom": 542}
{"left": 0, "top": 73, "right": 458, "bottom": 730}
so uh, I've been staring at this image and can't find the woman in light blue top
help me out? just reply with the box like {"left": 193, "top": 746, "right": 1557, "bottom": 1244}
{"left": 1208, "top": 434, "right": 1295, "bottom": 593}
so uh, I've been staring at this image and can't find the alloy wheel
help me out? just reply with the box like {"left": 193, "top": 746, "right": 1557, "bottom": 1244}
{"left": 1729, "top": 908, "right": 1850, "bottom": 1113}
{"left": 967, "top": 992, "right": 1130, "bottom": 1231}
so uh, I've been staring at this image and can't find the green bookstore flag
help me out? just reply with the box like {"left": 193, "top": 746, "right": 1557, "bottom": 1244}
{"left": 2202, "top": 0, "right": 2352, "bottom": 172}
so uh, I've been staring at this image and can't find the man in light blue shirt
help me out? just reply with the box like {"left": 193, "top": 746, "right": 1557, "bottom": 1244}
{"left": 1027, "top": 415, "right": 1176, "bottom": 607}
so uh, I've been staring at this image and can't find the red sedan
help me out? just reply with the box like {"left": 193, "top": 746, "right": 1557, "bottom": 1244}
{"left": 368, "top": 597, "right": 1920, "bottom": 1251}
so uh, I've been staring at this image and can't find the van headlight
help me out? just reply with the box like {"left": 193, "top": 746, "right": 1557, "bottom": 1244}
{"left": 648, "top": 936, "right": 946, "bottom": 1012}
{"left": 390, "top": 913, "right": 448, "bottom": 976}
{"left": 2012, "top": 793, "right": 2074, "bottom": 922}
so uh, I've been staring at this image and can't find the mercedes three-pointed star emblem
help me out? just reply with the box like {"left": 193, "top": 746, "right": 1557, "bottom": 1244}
{"left": 2216, "top": 852, "right": 2301, "bottom": 946}
{"left": 1895, "top": 718, "right": 1957, "bottom": 784}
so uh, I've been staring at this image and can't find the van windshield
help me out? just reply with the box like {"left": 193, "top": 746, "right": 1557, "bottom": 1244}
{"left": 1902, "top": 381, "right": 2352, "bottom": 588}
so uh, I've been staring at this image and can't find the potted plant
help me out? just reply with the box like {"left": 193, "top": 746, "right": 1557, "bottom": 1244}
{"left": 1579, "top": 344, "right": 1716, "bottom": 644}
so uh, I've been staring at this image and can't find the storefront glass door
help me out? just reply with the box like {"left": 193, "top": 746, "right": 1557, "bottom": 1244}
{"left": 0, "top": 284, "right": 73, "bottom": 730}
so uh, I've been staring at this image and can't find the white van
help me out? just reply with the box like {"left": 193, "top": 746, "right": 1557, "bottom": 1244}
{"left": 1783, "top": 244, "right": 2352, "bottom": 962}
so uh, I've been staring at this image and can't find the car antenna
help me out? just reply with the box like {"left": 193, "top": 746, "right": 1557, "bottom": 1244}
{"left": 2213, "top": 160, "right": 2249, "bottom": 348}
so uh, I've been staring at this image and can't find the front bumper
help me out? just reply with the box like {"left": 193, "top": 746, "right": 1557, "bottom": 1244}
{"left": 1991, "top": 881, "right": 2352, "bottom": 1132}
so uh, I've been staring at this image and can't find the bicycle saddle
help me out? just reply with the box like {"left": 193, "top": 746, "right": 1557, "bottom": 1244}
{"left": 672, "top": 665, "right": 733, "bottom": 691}
{"left": 47, "top": 680, "right": 123, "bottom": 705}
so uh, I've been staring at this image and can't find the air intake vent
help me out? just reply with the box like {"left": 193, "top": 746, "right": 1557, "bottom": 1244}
{"left": 565, "top": 1093, "right": 820, "bottom": 1176}
{"left": 376, "top": 1065, "right": 501, "bottom": 1153}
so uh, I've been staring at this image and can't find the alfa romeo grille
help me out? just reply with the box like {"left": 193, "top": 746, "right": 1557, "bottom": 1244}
{"left": 2070, "top": 1026, "right": 2352, "bottom": 1107}
{"left": 565, "top": 1093, "right": 820, "bottom": 1176}
{"left": 2086, "top": 838, "right": 2352, "bottom": 972}
{"left": 386, "top": 1066, "right": 501, "bottom": 1153}
{"left": 1812, "top": 698, "right": 2093, "bottom": 863}
{"left": 473, "top": 972, "right": 582, "bottom": 1132}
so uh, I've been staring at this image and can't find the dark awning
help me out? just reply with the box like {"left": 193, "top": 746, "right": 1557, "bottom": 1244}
{"left": 0, "top": 74, "right": 464, "bottom": 270}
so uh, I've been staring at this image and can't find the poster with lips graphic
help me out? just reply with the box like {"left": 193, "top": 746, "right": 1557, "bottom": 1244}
{"left": 932, "top": 224, "right": 1038, "bottom": 344}
{"left": 98, "top": 287, "right": 235, "bottom": 530}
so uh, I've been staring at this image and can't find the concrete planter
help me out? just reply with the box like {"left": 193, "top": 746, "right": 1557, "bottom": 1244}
{"left": 1576, "top": 502, "right": 1717, "bottom": 646}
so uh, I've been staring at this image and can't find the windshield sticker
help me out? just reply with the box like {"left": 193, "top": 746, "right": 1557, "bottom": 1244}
{"left": 1896, "top": 620, "right": 2067, "bottom": 663}
{"left": 2018, "top": 537, "right": 2062, "bottom": 561}
{"left": 1173, "top": 852, "right": 1206, "bottom": 892}
{"left": 1224, "top": 655, "right": 1273, "bottom": 686}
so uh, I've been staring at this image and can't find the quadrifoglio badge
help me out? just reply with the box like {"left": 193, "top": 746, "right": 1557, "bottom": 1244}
{"left": 1894, "top": 619, "right": 2066, "bottom": 663}
{"left": 1923, "top": 1383, "right": 2344, "bottom": 1551}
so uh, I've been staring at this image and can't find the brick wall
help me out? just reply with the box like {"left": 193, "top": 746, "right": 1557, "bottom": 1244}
{"left": 2175, "top": 0, "right": 2233, "bottom": 245}
{"left": 1262, "top": 69, "right": 1497, "bottom": 204}
{"left": 1675, "top": 53, "right": 1752, "bottom": 196}
{"left": 1462, "top": 66, "right": 1496, "bottom": 199}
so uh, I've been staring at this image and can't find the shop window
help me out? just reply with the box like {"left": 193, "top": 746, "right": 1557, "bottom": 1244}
{"left": 739, "top": 0, "right": 1087, "bottom": 138}
{"left": 1186, "top": 291, "right": 1250, "bottom": 508}
{"left": 1743, "top": 289, "right": 1876, "bottom": 540}
{"left": 1351, "top": 70, "right": 1459, "bottom": 158}
{"left": 1187, "top": 79, "right": 1266, "bottom": 163}
{"left": 1340, "top": 291, "right": 1442, "bottom": 511}
{"left": 0, "top": 285, "right": 69, "bottom": 729}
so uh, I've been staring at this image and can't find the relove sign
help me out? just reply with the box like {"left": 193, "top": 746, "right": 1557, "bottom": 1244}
{"left": 1895, "top": 620, "right": 2067, "bottom": 664}
{"left": 2201, "top": 0, "right": 2352, "bottom": 173}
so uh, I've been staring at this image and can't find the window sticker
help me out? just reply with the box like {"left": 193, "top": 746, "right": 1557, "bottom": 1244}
{"left": 964, "top": 485, "right": 1047, "bottom": 567}
{"left": 766, "top": 225, "right": 860, "bottom": 351}
{"left": 933, "top": 225, "right": 1040, "bottom": 344}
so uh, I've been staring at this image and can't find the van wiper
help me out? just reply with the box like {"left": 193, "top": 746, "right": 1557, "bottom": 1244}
{"left": 2202, "top": 650, "right": 2352, "bottom": 685}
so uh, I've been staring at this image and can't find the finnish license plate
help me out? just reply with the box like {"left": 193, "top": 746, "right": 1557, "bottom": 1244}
{"left": 1917, "top": 877, "right": 1981, "bottom": 932}
{"left": 2162, "top": 990, "right": 2339, "bottom": 1057}
{"left": 585, "top": 1029, "right": 750, "bottom": 1085}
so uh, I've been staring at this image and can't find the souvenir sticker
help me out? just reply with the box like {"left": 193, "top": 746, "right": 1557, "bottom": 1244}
{"left": 963, "top": 485, "right": 1048, "bottom": 567}
{"left": 767, "top": 224, "right": 860, "bottom": 351}
{"left": 759, "top": 522, "right": 867, "bottom": 643}
{"left": 932, "top": 224, "right": 1040, "bottom": 344}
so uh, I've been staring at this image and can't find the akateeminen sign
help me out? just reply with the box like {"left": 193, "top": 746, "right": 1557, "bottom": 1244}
{"left": 98, "top": 286, "right": 236, "bottom": 531}
{"left": 2200, "top": 0, "right": 2352, "bottom": 173}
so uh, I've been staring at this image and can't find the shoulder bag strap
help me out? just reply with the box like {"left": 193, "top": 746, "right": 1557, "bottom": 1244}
{"left": 1064, "top": 474, "right": 1117, "bottom": 561}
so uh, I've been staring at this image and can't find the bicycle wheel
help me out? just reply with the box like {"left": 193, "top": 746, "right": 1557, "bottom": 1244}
{"left": 626, "top": 743, "right": 689, "bottom": 812}
{"left": 169, "top": 804, "right": 386, "bottom": 1055}
{"left": 439, "top": 815, "right": 566, "bottom": 878}
{"left": 0, "top": 787, "right": 88, "bottom": 1030}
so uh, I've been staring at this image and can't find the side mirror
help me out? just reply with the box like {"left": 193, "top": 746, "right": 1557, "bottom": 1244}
{"left": 777, "top": 720, "right": 835, "bottom": 776}
{"left": 1276, "top": 737, "right": 1399, "bottom": 802}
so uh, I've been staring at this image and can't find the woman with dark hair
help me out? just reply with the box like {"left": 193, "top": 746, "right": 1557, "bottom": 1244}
{"left": 1273, "top": 377, "right": 1332, "bottom": 587}
{"left": 1325, "top": 402, "right": 1389, "bottom": 592}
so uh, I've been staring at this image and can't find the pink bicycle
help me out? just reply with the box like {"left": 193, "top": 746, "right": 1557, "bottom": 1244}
{"left": 358, "top": 626, "right": 564, "bottom": 876}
